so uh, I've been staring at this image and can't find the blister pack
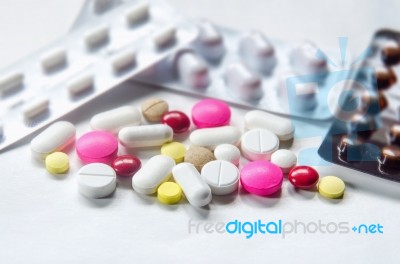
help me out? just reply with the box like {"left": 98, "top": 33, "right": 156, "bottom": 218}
{"left": 0, "top": 0, "right": 197, "bottom": 151}
{"left": 319, "top": 29, "right": 400, "bottom": 182}
{"left": 133, "top": 21, "right": 350, "bottom": 121}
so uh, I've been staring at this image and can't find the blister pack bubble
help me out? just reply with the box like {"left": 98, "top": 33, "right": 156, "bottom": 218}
{"left": 0, "top": 0, "right": 198, "bottom": 151}
{"left": 133, "top": 21, "right": 351, "bottom": 121}
{"left": 319, "top": 29, "right": 400, "bottom": 182}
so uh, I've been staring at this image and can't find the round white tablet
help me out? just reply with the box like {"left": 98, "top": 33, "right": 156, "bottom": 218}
{"left": 201, "top": 160, "right": 239, "bottom": 195}
{"left": 270, "top": 149, "right": 297, "bottom": 173}
{"left": 214, "top": 144, "right": 241, "bottom": 166}
{"left": 241, "top": 128, "right": 279, "bottom": 161}
{"left": 77, "top": 163, "right": 116, "bottom": 198}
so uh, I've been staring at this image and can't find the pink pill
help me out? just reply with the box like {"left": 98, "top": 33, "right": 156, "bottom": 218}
{"left": 76, "top": 131, "right": 118, "bottom": 164}
{"left": 191, "top": 99, "right": 231, "bottom": 128}
{"left": 240, "top": 160, "right": 283, "bottom": 196}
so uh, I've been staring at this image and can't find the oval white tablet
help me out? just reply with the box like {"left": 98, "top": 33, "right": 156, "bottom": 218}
{"left": 132, "top": 155, "right": 175, "bottom": 194}
{"left": 176, "top": 52, "right": 209, "bottom": 88}
{"left": 224, "top": 63, "right": 263, "bottom": 101}
{"left": 125, "top": 2, "right": 149, "bottom": 25}
{"left": 190, "top": 126, "right": 241, "bottom": 150}
{"left": 244, "top": 110, "right": 295, "bottom": 141}
{"left": 119, "top": 124, "right": 173, "bottom": 148}
{"left": 201, "top": 160, "right": 239, "bottom": 195}
{"left": 77, "top": 163, "right": 116, "bottom": 198}
{"left": 241, "top": 128, "right": 279, "bottom": 161}
{"left": 214, "top": 144, "right": 240, "bottom": 166}
{"left": 0, "top": 72, "right": 23, "bottom": 95}
{"left": 84, "top": 25, "right": 109, "bottom": 48}
{"left": 197, "top": 21, "right": 225, "bottom": 61}
{"left": 30, "top": 121, "right": 76, "bottom": 160}
{"left": 270, "top": 149, "right": 297, "bottom": 173}
{"left": 153, "top": 25, "right": 176, "bottom": 48}
{"left": 41, "top": 48, "right": 67, "bottom": 71}
{"left": 111, "top": 49, "right": 136, "bottom": 72}
{"left": 290, "top": 41, "right": 327, "bottom": 75}
{"left": 90, "top": 106, "right": 141, "bottom": 133}
{"left": 68, "top": 73, "right": 94, "bottom": 96}
{"left": 173, "top": 162, "right": 212, "bottom": 207}
{"left": 23, "top": 97, "right": 49, "bottom": 119}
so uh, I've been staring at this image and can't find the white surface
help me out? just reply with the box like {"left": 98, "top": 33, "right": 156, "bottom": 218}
{"left": 0, "top": 0, "right": 400, "bottom": 263}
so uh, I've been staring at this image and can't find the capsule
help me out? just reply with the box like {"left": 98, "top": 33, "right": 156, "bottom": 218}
{"left": 90, "top": 106, "right": 141, "bottom": 133}
{"left": 189, "top": 126, "right": 241, "bottom": 150}
{"left": 196, "top": 21, "right": 225, "bottom": 61}
{"left": 290, "top": 41, "right": 327, "bottom": 75}
{"left": 176, "top": 52, "right": 209, "bottom": 88}
{"left": 119, "top": 124, "right": 173, "bottom": 148}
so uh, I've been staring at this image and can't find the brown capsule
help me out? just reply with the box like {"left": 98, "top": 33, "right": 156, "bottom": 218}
{"left": 361, "top": 91, "right": 388, "bottom": 115}
{"left": 390, "top": 124, "right": 400, "bottom": 146}
{"left": 379, "top": 145, "right": 400, "bottom": 170}
{"left": 381, "top": 42, "right": 400, "bottom": 66}
{"left": 349, "top": 113, "right": 377, "bottom": 140}
{"left": 337, "top": 135, "right": 363, "bottom": 162}
{"left": 375, "top": 67, "right": 397, "bottom": 91}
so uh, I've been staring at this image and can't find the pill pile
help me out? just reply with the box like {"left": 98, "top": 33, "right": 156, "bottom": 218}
{"left": 31, "top": 98, "right": 346, "bottom": 206}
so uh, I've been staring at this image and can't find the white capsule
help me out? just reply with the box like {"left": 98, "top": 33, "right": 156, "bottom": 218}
{"left": 244, "top": 110, "right": 295, "bottom": 141}
{"left": 213, "top": 144, "right": 241, "bottom": 166}
{"left": 68, "top": 73, "right": 94, "bottom": 96}
{"left": 197, "top": 21, "right": 225, "bottom": 61}
{"left": 190, "top": 126, "right": 241, "bottom": 150}
{"left": 132, "top": 155, "right": 175, "bottom": 194}
{"left": 41, "top": 48, "right": 67, "bottom": 71}
{"left": 119, "top": 124, "right": 172, "bottom": 148}
{"left": 291, "top": 82, "right": 318, "bottom": 111}
{"left": 23, "top": 97, "right": 49, "bottom": 119}
{"left": 111, "top": 49, "right": 136, "bottom": 72}
{"left": 173, "top": 162, "right": 212, "bottom": 207}
{"left": 125, "top": 2, "right": 149, "bottom": 25}
{"left": 241, "top": 128, "right": 279, "bottom": 161}
{"left": 30, "top": 121, "right": 76, "bottom": 160}
{"left": 153, "top": 25, "right": 176, "bottom": 48}
{"left": 201, "top": 160, "right": 239, "bottom": 195}
{"left": 177, "top": 52, "right": 209, "bottom": 88}
{"left": 239, "top": 31, "right": 277, "bottom": 75}
{"left": 270, "top": 149, "right": 297, "bottom": 173}
{"left": 90, "top": 106, "right": 141, "bottom": 133}
{"left": 290, "top": 41, "right": 327, "bottom": 75}
{"left": 77, "top": 163, "right": 116, "bottom": 198}
{"left": 0, "top": 72, "right": 23, "bottom": 95}
{"left": 224, "top": 63, "right": 263, "bottom": 101}
{"left": 84, "top": 25, "right": 109, "bottom": 48}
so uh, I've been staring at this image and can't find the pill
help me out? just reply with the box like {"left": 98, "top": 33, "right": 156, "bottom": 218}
{"left": 290, "top": 82, "right": 318, "bottom": 111}
{"left": 112, "top": 155, "right": 141, "bottom": 177}
{"left": 378, "top": 145, "right": 400, "bottom": 170}
{"left": 244, "top": 110, "right": 295, "bottom": 141}
{"left": 197, "top": 21, "right": 225, "bottom": 61}
{"left": 318, "top": 176, "right": 345, "bottom": 199}
{"left": 157, "top": 182, "right": 182, "bottom": 205}
{"left": 360, "top": 91, "right": 388, "bottom": 115}
{"left": 111, "top": 49, "right": 136, "bottom": 72}
{"left": 0, "top": 72, "right": 23, "bottom": 95}
{"left": 23, "top": 97, "right": 49, "bottom": 119}
{"left": 241, "top": 129, "right": 279, "bottom": 161}
{"left": 191, "top": 99, "right": 231, "bottom": 128}
{"left": 141, "top": 98, "right": 169, "bottom": 122}
{"left": 375, "top": 66, "right": 397, "bottom": 90}
{"left": 288, "top": 166, "right": 319, "bottom": 189}
{"left": 381, "top": 41, "right": 400, "bottom": 66}
{"left": 125, "top": 2, "right": 149, "bottom": 25}
{"left": 45, "top": 152, "right": 69, "bottom": 174}
{"left": 190, "top": 126, "right": 241, "bottom": 150}
{"left": 67, "top": 73, "right": 94, "bottom": 96}
{"left": 30, "top": 121, "right": 76, "bottom": 160}
{"left": 239, "top": 31, "right": 277, "bottom": 75}
{"left": 349, "top": 113, "right": 377, "bottom": 140}
{"left": 173, "top": 163, "right": 212, "bottom": 207}
{"left": 161, "top": 142, "right": 186, "bottom": 163}
{"left": 224, "top": 63, "right": 263, "bottom": 101}
{"left": 161, "top": 110, "right": 191, "bottom": 134}
{"left": 77, "top": 163, "right": 116, "bottom": 198}
{"left": 337, "top": 135, "right": 363, "bottom": 162}
{"left": 41, "top": 48, "right": 67, "bottom": 71}
{"left": 201, "top": 160, "right": 239, "bottom": 195}
{"left": 271, "top": 149, "right": 297, "bottom": 173}
{"left": 76, "top": 131, "right": 118, "bottom": 164}
{"left": 84, "top": 25, "right": 109, "bottom": 48}
{"left": 176, "top": 52, "right": 209, "bottom": 88}
{"left": 214, "top": 144, "right": 240, "bottom": 166}
{"left": 153, "top": 25, "right": 176, "bottom": 48}
{"left": 90, "top": 106, "right": 141, "bottom": 133}
{"left": 290, "top": 41, "right": 327, "bottom": 75}
{"left": 184, "top": 146, "right": 215, "bottom": 171}
{"left": 390, "top": 124, "right": 400, "bottom": 146}
{"left": 119, "top": 124, "right": 173, "bottom": 148}
{"left": 132, "top": 155, "right": 175, "bottom": 194}
{"left": 240, "top": 160, "right": 283, "bottom": 196}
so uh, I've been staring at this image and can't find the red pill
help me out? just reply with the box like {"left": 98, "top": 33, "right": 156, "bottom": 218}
{"left": 288, "top": 166, "right": 319, "bottom": 189}
{"left": 161, "top": 110, "right": 191, "bottom": 133}
{"left": 112, "top": 155, "right": 141, "bottom": 177}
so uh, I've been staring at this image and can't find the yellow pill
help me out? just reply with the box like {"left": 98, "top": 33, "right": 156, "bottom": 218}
{"left": 157, "top": 182, "right": 182, "bottom": 204}
{"left": 45, "top": 152, "right": 69, "bottom": 174}
{"left": 318, "top": 176, "right": 345, "bottom": 199}
{"left": 161, "top": 142, "right": 186, "bottom": 163}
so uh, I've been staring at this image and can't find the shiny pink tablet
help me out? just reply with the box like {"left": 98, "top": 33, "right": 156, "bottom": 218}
{"left": 240, "top": 160, "right": 283, "bottom": 196}
{"left": 76, "top": 131, "right": 118, "bottom": 164}
{"left": 191, "top": 99, "right": 231, "bottom": 128}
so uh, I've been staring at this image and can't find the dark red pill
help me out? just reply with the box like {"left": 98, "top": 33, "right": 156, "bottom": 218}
{"left": 161, "top": 110, "right": 191, "bottom": 133}
{"left": 112, "top": 155, "right": 141, "bottom": 177}
{"left": 288, "top": 166, "right": 319, "bottom": 189}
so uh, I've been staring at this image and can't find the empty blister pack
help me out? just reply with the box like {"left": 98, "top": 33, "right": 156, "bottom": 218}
{"left": 133, "top": 21, "right": 351, "bottom": 121}
{"left": 319, "top": 29, "right": 400, "bottom": 182}
{"left": 0, "top": 0, "right": 198, "bottom": 151}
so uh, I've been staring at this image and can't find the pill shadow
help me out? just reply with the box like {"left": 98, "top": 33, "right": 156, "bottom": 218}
{"left": 316, "top": 194, "right": 344, "bottom": 205}
{"left": 131, "top": 192, "right": 157, "bottom": 205}
{"left": 116, "top": 176, "right": 133, "bottom": 189}
{"left": 182, "top": 202, "right": 211, "bottom": 219}
{"left": 238, "top": 187, "right": 281, "bottom": 208}
{"left": 77, "top": 191, "right": 116, "bottom": 208}
{"left": 286, "top": 184, "right": 317, "bottom": 200}
{"left": 211, "top": 190, "right": 238, "bottom": 205}
{"left": 279, "top": 138, "right": 294, "bottom": 149}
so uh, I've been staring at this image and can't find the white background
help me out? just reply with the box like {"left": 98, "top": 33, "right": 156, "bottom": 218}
{"left": 0, "top": 0, "right": 400, "bottom": 263}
